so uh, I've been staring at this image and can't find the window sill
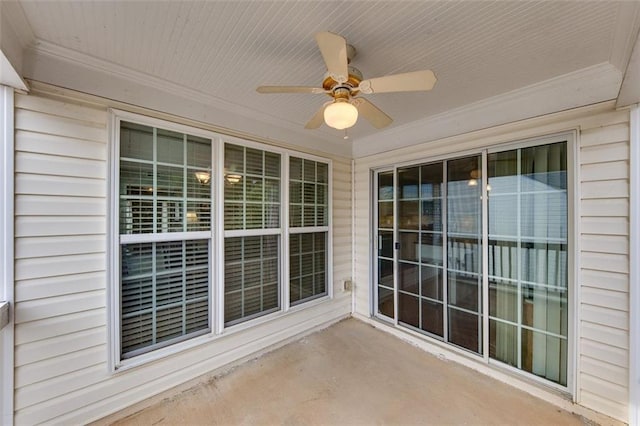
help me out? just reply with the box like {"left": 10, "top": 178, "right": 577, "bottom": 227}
{"left": 113, "top": 294, "right": 334, "bottom": 374}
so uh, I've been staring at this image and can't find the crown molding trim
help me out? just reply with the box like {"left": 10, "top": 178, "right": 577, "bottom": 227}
{"left": 352, "top": 62, "right": 623, "bottom": 158}
{"left": 23, "top": 40, "right": 350, "bottom": 157}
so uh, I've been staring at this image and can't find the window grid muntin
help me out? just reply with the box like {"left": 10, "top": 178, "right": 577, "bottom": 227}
{"left": 289, "top": 232, "right": 327, "bottom": 305}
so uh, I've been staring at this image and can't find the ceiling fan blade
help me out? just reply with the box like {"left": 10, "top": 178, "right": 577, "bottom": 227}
{"left": 358, "top": 70, "right": 437, "bottom": 94}
{"left": 352, "top": 97, "right": 393, "bottom": 129}
{"left": 304, "top": 104, "right": 327, "bottom": 129}
{"left": 257, "top": 86, "right": 327, "bottom": 94}
{"left": 315, "top": 32, "right": 349, "bottom": 83}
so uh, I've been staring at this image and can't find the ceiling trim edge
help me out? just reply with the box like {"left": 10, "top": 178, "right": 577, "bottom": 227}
{"left": 352, "top": 62, "right": 623, "bottom": 158}
{"left": 22, "top": 40, "right": 351, "bottom": 157}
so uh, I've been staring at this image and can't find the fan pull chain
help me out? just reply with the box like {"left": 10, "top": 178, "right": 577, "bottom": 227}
{"left": 343, "top": 129, "right": 349, "bottom": 140}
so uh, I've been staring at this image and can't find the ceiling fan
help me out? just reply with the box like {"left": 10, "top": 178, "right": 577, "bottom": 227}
{"left": 256, "top": 31, "right": 437, "bottom": 131}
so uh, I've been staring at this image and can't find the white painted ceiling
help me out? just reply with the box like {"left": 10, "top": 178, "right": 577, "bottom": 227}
{"left": 6, "top": 1, "right": 640, "bottom": 155}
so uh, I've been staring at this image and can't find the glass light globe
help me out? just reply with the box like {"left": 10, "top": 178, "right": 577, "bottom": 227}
{"left": 324, "top": 101, "right": 358, "bottom": 130}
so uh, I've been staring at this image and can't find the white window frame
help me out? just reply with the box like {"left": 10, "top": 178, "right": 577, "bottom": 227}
{"left": 630, "top": 104, "right": 639, "bottom": 426}
{"left": 287, "top": 153, "right": 333, "bottom": 308}
{"left": 108, "top": 110, "right": 334, "bottom": 371}
{"left": 370, "top": 131, "right": 575, "bottom": 394}
{"left": 1, "top": 85, "right": 15, "bottom": 426}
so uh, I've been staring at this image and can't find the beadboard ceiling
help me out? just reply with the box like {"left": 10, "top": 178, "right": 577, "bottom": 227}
{"left": 6, "top": 1, "right": 640, "bottom": 156}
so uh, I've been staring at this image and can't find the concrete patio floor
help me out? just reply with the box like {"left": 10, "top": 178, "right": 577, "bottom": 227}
{"left": 98, "top": 318, "right": 592, "bottom": 425}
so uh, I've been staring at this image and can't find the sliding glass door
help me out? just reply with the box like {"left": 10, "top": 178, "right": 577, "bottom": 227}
{"left": 373, "top": 137, "right": 570, "bottom": 387}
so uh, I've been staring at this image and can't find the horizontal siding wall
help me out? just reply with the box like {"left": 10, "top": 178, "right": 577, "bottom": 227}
{"left": 12, "top": 88, "right": 351, "bottom": 424}
{"left": 353, "top": 104, "right": 630, "bottom": 422}
{"left": 578, "top": 119, "right": 630, "bottom": 422}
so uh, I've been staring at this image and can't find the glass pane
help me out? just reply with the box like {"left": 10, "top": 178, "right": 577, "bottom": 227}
{"left": 398, "top": 167, "right": 419, "bottom": 199}
{"left": 448, "top": 237, "right": 480, "bottom": 273}
{"left": 246, "top": 148, "right": 263, "bottom": 175}
{"left": 521, "top": 192, "right": 567, "bottom": 240}
{"left": 378, "top": 231, "right": 393, "bottom": 259}
{"left": 521, "top": 328, "right": 567, "bottom": 386}
{"left": 488, "top": 240, "right": 518, "bottom": 280}
{"left": 521, "top": 142, "right": 567, "bottom": 191}
{"left": 265, "top": 152, "right": 280, "bottom": 177}
{"left": 378, "top": 172, "right": 394, "bottom": 200}
{"left": 398, "top": 262, "right": 419, "bottom": 295}
{"left": 378, "top": 259, "right": 393, "bottom": 288}
{"left": 378, "top": 201, "right": 394, "bottom": 228}
{"left": 449, "top": 308, "right": 480, "bottom": 353}
{"left": 488, "top": 194, "right": 517, "bottom": 237}
{"left": 490, "top": 320, "right": 517, "bottom": 366}
{"left": 422, "top": 300, "right": 443, "bottom": 337}
{"left": 488, "top": 150, "right": 517, "bottom": 194}
{"left": 186, "top": 135, "right": 211, "bottom": 168}
{"left": 317, "top": 162, "right": 328, "bottom": 183}
{"left": 448, "top": 196, "right": 480, "bottom": 235}
{"left": 489, "top": 278, "right": 517, "bottom": 322}
{"left": 186, "top": 201, "right": 210, "bottom": 231}
{"left": 224, "top": 144, "right": 244, "bottom": 173}
{"left": 419, "top": 232, "right": 443, "bottom": 266}
{"left": 290, "top": 157, "right": 302, "bottom": 180}
{"left": 120, "top": 121, "right": 153, "bottom": 160}
{"left": 399, "top": 232, "right": 419, "bottom": 262}
{"left": 304, "top": 159, "right": 316, "bottom": 181}
{"left": 224, "top": 202, "right": 243, "bottom": 230}
{"left": 378, "top": 286, "right": 394, "bottom": 318}
{"left": 448, "top": 272, "right": 479, "bottom": 312}
{"left": 399, "top": 293, "right": 419, "bottom": 328}
{"left": 421, "top": 266, "right": 443, "bottom": 301}
{"left": 399, "top": 201, "right": 419, "bottom": 229}
{"left": 290, "top": 181, "right": 302, "bottom": 203}
{"left": 120, "top": 160, "right": 153, "bottom": 196}
{"left": 421, "top": 163, "right": 443, "bottom": 199}
{"left": 157, "top": 129, "right": 184, "bottom": 165}
{"left": 447, "top": 156, "right": 481, "bottom": 199}
{"left": 156, "top": 165, "right": 183, "bottom": 197}
{"left": 521, "top": 243, "right": 568, "bottom": 288}
{"left": 156, "top": 200, "right": 183, "bottom": 233}
{"left": 522, "top": 283, "right": 568, "bottom": 337}
{"left": 421, "top": 199, "right": 442, "bottom": 231}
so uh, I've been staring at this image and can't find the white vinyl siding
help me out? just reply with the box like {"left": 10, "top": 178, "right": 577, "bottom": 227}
{"left": 11, "top": 85, "right": 351, "bottom": 424}
{"left": 578, "top": 119, "right": 630, "bottom": 422}
{"left": 353, "top": 105, "right": 630, "bottom": 422}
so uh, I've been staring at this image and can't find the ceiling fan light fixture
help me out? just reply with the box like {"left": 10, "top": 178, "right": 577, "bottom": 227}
{"left": 324, "top": 100, "right": 358, "bottom": 130}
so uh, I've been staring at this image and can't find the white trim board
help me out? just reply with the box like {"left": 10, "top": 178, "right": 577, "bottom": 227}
{"left": 352, "top": 62, "right": 623, "bottom": 158}
{"left": 0, "top": 85, "right": 15, "bottom": 426}
{"left": 630, "top": 104, "right": 640, "bottom": 426}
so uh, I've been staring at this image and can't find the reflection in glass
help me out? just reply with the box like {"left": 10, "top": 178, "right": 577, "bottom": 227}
{"left": 490, "top": 320, "right": 517, "bottom": 366}
{"left": 399, "top": 293, "right": 419, "bottom": 328}
{"left": 399, "top": 201, "right": 419, "bottom": 229}
{"left": 378, "top": 231, "right": 393, "bottom": 259}
{"left": 448, "top": 272, "right": 479, "bottom": 312}
{"left": 522, "top": 328, "right": 567, "bottom": 386}
{"left": 378, "top": 202, "right": 394, "bottom": 228}
{"left": 421, "top": 266, "right": 443, "bottom": 300}
{"left": 399, "top": 232, "right": 419, "bottom": 262}
{"left": 399, "top": 262, "right": 419, "bottom": 294}
{"left": 488, "top": 279, "right": 517, "bottom": 322}
{"left": 422, "top": 300, "right": 443, "bottom": 337}
{"left": 378, "top": 286, "right": 394, "bottom": 318}
{"left": 378, "top": 259, "right": 393, "bottom": 287}
{"left": 378, "top": 172, "right": 394, "bottom": 200}
{"left": 449, "top": 308, "right": 480, "bottom": 352}
{"left": 398, "top": 167, "right": 419, "bottom": 199}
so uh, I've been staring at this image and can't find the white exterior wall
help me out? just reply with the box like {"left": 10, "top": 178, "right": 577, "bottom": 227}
{"left": 12, "top": 85, "right": 352, "bottom": 424}
{"left": 353, "top": 102, "right": 631, "bottom": 423}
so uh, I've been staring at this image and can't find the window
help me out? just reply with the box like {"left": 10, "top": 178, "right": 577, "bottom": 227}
{"left": 373, "top": 135, "right": 571, "bottom": 387}
{"left": 223, "top": 143, "right": 281, "bottom": 326}
{"left": 289, "top": 157, "right": 329, "bottom": 305}
{"left": 111, "top": 112, "right": 332, "bottom": 365}
{"left": 118, "top": 121, "right": 212, "bottom": 359}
